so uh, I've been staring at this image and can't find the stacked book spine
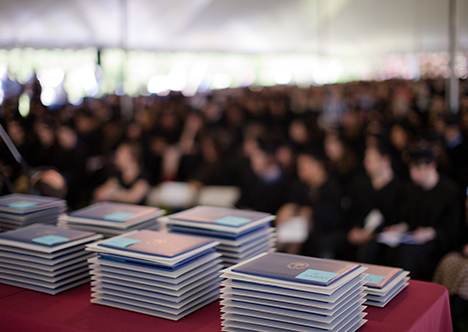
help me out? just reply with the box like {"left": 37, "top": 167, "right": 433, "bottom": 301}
{"left": 86, "top": 230, "right": 222, "bottom": 320}
{"left": 58, "top": 201, "right": 165, "bottom": 238}
{"left": 220, "top": 252, "right": 368, "bottom": 332}
{"left": 160, "top": 205, "right": 276, "bottom": 267}
{"left": 0, "top": 224, "right": 101, "bottom": 294}
{"left": 0, "top": 194, "right": 66, "bottom": 231}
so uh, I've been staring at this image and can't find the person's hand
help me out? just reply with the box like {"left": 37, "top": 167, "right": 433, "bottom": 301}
{"left": 413, "top": 227, "right": 436, "bottom": 244}
{"left": 93, "top": 187, "right": 108, "bottom": 201}
{"left": 94, "top": 185, "right": 117, "bottom": 201}
{"left": 348, "top": 227, "right": 373, "bottom": 245}
{"left": 383, "top": 222, "right": 409, "bottom": 233}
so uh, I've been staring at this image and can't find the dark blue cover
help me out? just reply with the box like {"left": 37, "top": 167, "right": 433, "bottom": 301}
{"left": 360, "top": 263, "right": 404, "bottom": 288}
{"left": 0, "top": 224, "right": 95, "bottom": 247}
{"left": 98, "top": 247, "right": 216, "bottom": 270}
{"left": 168, "top": 223, "right": 270, "bottom": 239}
{"left": 0, "top": 194, "right": 64, "bottom": 214}
{"left": 68, "top": 202, "right": 161, "bottom": 222}
{"left": 167, "top": 206, "right": 271, "bottom": 228}
{"left": 232, "top": 252, "right": 360, "bottom": 286}
{"left": 98, "top": 230, "right": 216, "bottom": 258}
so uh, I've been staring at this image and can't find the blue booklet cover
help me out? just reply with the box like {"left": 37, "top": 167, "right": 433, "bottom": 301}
{"left": 167, "top": 206, "right": 271, "bottom": 228}
{"left": 232, "top": 252, "right": 361, "bottom": 286}
{"left": 98, "top": 247, "right": 216, "bottom": 271}
{"left": 168, "top": 223, "right": 270, "bottom": 239}
{"left": 98, "top": 230, "right": 216, "bottom": 258}
{"left": 0, "top": 194, "right": 64, "bottom": 214}
{"left": 0, "top": 224, "right": 96, "bottom": 247}
{"left": 68, "top": 202, "right": 161, "bottom": 222}
{"left": 360, "top": 263, "right": 404, "bottom": 288}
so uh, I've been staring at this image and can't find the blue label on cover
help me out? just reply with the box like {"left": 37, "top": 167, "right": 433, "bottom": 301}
{"left": 363, "top": 274, "right": 386, "bottom": 285}
{"left": 215, "top": 216, "right": 250, "bottom": 227}
{"left": 295, "top": 269, "right": 339, "bottom": 283}
{"left": 32, "top": 235, "right": 70, "bottom": 245}
{"left": 102, "top": 237, "right": 141, "bottom": 248}
{"left": 8, "top": 201, "right": 39, "bottom": 210}
{"left": 104, "top": 211, "right": 136, "bottom": 222}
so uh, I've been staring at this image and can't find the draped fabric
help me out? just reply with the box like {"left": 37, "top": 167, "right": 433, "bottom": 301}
{"left": 0, "top": 280, "right": 452, "bottom": 332}
{"left": 0, "top": 0, "right": 467, "bottom": 55}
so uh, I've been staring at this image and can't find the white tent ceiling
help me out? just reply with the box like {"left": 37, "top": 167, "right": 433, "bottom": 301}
{"left": 0, "top": 0, "right": 467, "bottom": 56}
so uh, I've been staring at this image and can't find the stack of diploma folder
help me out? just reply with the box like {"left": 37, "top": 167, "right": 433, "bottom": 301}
{"left": 220, "top": 252, "right": 368, "bottom": 332}
{"left": 360, "top": 263, "right": 410, "bottom": 307}
{"left": 58, "top": 202, "right": 165, "bottom": 237}
{"left": 86, "top": 230, "right": 222, "bottom": 320}
{"left": 0, "top": 224, "right": 101, "bottom": 294}
{"left": 0, "top": 194, "right": 66, "bottom": 231}
{"left": 160, "top": 205, "right": 276, "bottom": 267}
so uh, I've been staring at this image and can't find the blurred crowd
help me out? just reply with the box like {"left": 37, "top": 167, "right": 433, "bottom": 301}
{"left": 1, "top": 77, "right": 468, "bottom": 292}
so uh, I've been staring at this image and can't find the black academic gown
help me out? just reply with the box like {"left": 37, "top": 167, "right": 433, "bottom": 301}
{"left": 391, "top": 175, "right": 463, "bottom": 280}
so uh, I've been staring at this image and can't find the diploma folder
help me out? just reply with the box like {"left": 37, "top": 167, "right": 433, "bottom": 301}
{"left": 97, "top": 230, "right": 215, "bottom": 258}
{"left": 220, "top": 252, "right": 368, "bottom": 332}
{"left": 359, "top": 263, "right": 410, "bottom": 307}
{"left": 64, "top": 202, "right": 164, "bottom": 229}
{"left": 359, "top": 263, "right": 405, "bottom": 288}
{"left": 0, "top": 224, "right": 101, "bottom": 253}
{"left": 0, "top": 224, "right": 94, "bottom": 245}
{"left": 163, "top": 206, "right": 276, "bottom": 267}
{"left": 0, "top": 194, "right": 65, "bottom": 214}
{"left": 232, "top": 252, "right": 361, "bottom": 287}
{"left": 0, "top": 224, "right": 101, "bottom": 294}
{"left": 0, "top": 194, "right": 66, "bottom": 230}
{"left": 160, "top": 205, "right": 275, "bottom": 234}
{"left": 88, "top": 230, "right": 222, "bottom": 320}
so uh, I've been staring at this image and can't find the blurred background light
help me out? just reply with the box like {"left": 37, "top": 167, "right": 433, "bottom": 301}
{"left": 167, "top": 70, "right": 187, "bottom": 92}
{"left": 211, "top": 73, "right": 231, "bottom": 90}
{"left": 273, "top": 67, "right": 292, "bottom": 85}
{"left": 40, "top": 88, "right": 57, "bottom": 106}
{"left": 37, "top": 68, "right": 65, "bottom": 88}
{"left": 18, "top": 93, "right": 30, "bottom": 117}
{"left": 147, "top": 75, "right": 168, "bottom": 94}
{"left": 0, "top": 48, "right": 466, "bottom": 100}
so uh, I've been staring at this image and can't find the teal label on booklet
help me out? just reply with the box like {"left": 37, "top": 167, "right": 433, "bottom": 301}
{"left": 8, "top": 201, "right": 39, "bottom": 210}
{"left": 32, "top": 235, "right": 69, "bottom": 246}
{"left": 104, "top": 211, "right": 136, "bottom": 222}
{"left": 295, "top": 269, "right": 339, "bottom": 283}
{"left": 215, "top": 216, "right": 250, "bottom": 227}
{"left": 102, "top": 237, "right": 141, "bottom": 248}
{"left": 364, "top": 274, "right": 386, "bottom": 285}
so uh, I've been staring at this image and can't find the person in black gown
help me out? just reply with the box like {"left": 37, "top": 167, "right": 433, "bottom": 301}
{"left": 342, "top": 142, "right": 403, "bottom": 262}
{"left": 382, "top": 146, "right": 464, "bottom": 280}
{"left": 93, "top": 140, "right": 150, "bottom": 205}
{"left": 276, "top": 149, "right": 343, "bottom": 257}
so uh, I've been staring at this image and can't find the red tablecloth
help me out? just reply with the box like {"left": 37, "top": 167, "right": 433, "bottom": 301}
{"left": 361, "top": 280, "right": 452, "bottom": 332}
{"left": 0, "top": 280, "right": 452, "bottom": 332}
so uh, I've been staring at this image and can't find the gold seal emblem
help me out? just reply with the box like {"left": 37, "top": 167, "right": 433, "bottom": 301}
{"left": 287, "top": 262, "right": 309, "bottom": 270}
{"left": 146, "top": 239, "right": 167, "bottom": 245}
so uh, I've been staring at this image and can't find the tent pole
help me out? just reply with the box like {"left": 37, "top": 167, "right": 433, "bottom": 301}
{"left": 448, "top": 0, "right": 459, "bottom": 113}
{"left": 119, "top": 0, "right": 132, "bottom": 121}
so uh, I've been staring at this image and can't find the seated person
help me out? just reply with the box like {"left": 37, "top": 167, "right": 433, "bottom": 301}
{"left": 324, "top": 129, "right": 361, "bottom": 189}
{"left": 442, "top": 114, "right": 468, "bottom": 190}
{"left": 55, "top": 122, "right": 88, "bottom": 209}
{"left": 343, "top": 142, "right": 403, "bottom": 262}
{"left": 236, "top": 144, "right": 289, "bottom": 215}
{"left": 276, "top": 148, "right": 343, "bottom": 257}
{"left": 381, "top": 146, "right": 464, "bottom": 280}
{"left": 93, "top": 141, "right": 150, "bottom": 205}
